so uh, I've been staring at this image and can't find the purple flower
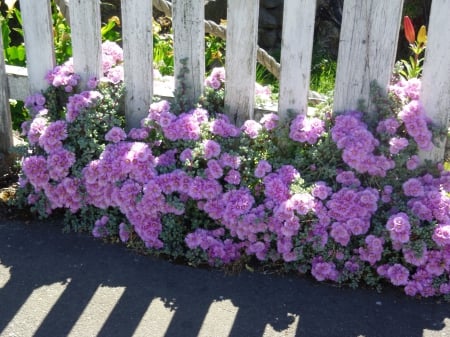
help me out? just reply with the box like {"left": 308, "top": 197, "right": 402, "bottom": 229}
{"left": 260, "top": 113, "right": 279, "bottom": 130}
{"left": 241, "top": 120, "right": 262, "bottom": 139}
{"left": 432, "top": 224, "right": 450, "bottom": 247}
{"left": 225, "top": 170, "right": 241, "bottom": 185}
{"left": 205, "top": 67, "right": 225, "bottom": 89}
{"left": 389, "top": 137, "right": 409, "bottom": 155}
{"left": 180, "top": 148, "right": 193, "bottom": 163}
{"left": 210, "top": 114, "right": 241, "bottom": 137}
{"left": 254, "top": 160, "right": 272, "bottom": 178}
{"left": 27, "top": 116, "right": 48, "bottom": 145}
{"left": 22, "top": 155, "right": 50, "bottom": 189}
{"left": 105, "top": 65, "right": 124, "bottom": 84}
{"left": 336, "top": 171, "right": 360, "bottom": 187}
{"left": 220, "top": 153, "right": 241, "bottom": 169}
{"left": 312, "top": 181, "right": 332, "bottom": 200}
{"left": 311, "top": 259, "right": 338, "bottom": 282}
{"left": 402, "top": 178, "right": 424, "bottom": 197}
{"left": 386, "top": 264, "right": 410, "bottom": 286}
{"left": 119, "top": 223, "right": 130, "bottom": 243}
{"left": 105, "top": 127, "right": 127, "bottom": 143}
{"left": 39, "top": 120, "right": 68, "bottom": 153}
{"left": 289, "top": 114, "right": 325, "bottom": 144}
{"left": 386, "top": 212, "right": 411, "bottom": 244}
{"left": 206, "top": 160, "right": 224, "bottom": 179}
{"left": 359, "top": 235, "right": 384, "bottom": 265}
{"left": 406, "top": 155, "right": 420, "bottom": 170}
{"left": 330, "top": 222, "right": 351, "bottom": 246}
{"left": 203, "top": 139, "right": 221, "bottom": 159}
{"left": 376, "top": 118, "right": 400, "bottom": 135}
{"left": 47, "top": 148, "right": 76, "bottom": 180}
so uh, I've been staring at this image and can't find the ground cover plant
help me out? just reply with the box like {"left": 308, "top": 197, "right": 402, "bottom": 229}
{"left": 13, "top": 39, "right": 450, "bottom": 301}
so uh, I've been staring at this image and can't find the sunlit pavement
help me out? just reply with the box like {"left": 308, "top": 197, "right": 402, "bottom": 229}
{"left": 0, "top": 219, "right": 449, "bottom": 337}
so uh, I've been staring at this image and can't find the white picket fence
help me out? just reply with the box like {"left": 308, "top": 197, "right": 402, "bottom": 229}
{"left": 1, "top": 0, "right": 450, "bottom": 164}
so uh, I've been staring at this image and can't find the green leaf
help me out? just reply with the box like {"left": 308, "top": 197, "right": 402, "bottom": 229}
{"left": 16, "top": 45, "right": 25, "bottom": 61}
{"left": 6, "top": 45, "right": 18, "bottom": 60}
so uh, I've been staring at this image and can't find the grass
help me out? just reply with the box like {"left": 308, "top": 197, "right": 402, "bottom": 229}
{"left": 309, "top": 56, "right": 337, "bottom": 95}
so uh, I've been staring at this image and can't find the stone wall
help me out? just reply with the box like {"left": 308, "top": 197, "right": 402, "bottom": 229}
{"left": 204, "top": 0, "right": 343, "bottom": 55}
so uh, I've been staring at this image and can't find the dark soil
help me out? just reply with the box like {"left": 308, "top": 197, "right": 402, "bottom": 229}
{"left": 0, "top": 167, "right": 30, "bottom": 220}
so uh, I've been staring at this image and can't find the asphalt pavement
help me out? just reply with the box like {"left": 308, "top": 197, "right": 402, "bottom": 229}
{"left": 0, "top": 218, "right": 449, "bottom": 337}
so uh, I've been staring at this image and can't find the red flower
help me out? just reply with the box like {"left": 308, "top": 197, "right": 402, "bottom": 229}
{"left": 403, "top": 16, "right": 416, "bottom": 44}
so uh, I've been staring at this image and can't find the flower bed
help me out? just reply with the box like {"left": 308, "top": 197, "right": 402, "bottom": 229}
{"left": 16, "top": 42, "right": 450, "bottom": 300}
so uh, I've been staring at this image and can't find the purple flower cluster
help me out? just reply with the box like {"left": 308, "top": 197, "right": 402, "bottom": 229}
{"left": 39, "top": 120, "right": 68, "bottom": 153}
{"left": 404, "top": 173, "right": 450, "bottom": 227}
{"left": 358, "top": 235, "right": 384, "bottom": 265}
{"left": 311, "top": 258, "right": 339, "bottom": 282}
{"left": 45, "top": 62, "right": 80, "bottom": 92}
{"left": 389, "top": 79, "right": 433, "bottom": 151}
{"left": 332, "top": 112, "right": 395, "bottom": 176}
{"left": 92, "top": 215, "right": 110, "bottom": 238}
{"left": 386, "top": 212, "right": 411, "bottom": 244}
{"left": 20, "top": 56, "right": 450, "bottom": 300}
{"left": 375, "top": 246, "right": 450, "bottom": 297}
{"left": 210, "top": 114, "right": 241, "bottom": 137}
{"left": 66, "top": 91, "right": 102, "bottom": 122}
{"left": 260, "top": 113, "right": 279, "bottom": 131}
{"left": 398, "top": 100, "right": 433, "bottom": 151}
{"left": 205, "top": 67, "right": 225, "bottom": 90}
{"left": 147, "top": 102, "right": 208, "bottom": 141}
{"left": 24, "top": 94, "right": 47, "bottom": 116}
{"left": 289, "top": 114, "right": 325, "bottom": 144}
{"left": 185, "top": 228, "right": 243, "bottom": 264}
{"left": 241, "top": 120, "right": 262, "bottom": 139}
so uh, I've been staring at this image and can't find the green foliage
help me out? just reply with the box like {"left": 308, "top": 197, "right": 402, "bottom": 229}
{"left": 310, "top": 56, "right": 337, "bottom": 95}
{"left": 205, "top": 34, "right": 225, "bottom": 69}
{"left": 153, "top": 19, "right": 174, "bottom": 76}
{"left": 101, "top": 16, "right": 121, "bottom": 42}
{"left": 51, "top": 4, "right": 72, "bottom": 64}
{"left": 1, "top": 6, "right": 25, "bottom": 66}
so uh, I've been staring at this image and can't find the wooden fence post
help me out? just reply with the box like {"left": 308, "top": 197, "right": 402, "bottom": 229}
{"left": 69, "top": 0, "right": 102, "bottom": 88}
{"left": 278, "top": 0, "right": 316, "bottom": 120}
{"left": 419, "top": 0, "right": 450, "bottom": 163}
{"left": 20, "top": 0, "right": 55, "bottom": 93}
{"left": 0, "top": 28, "right": 14, "bottom": 173}
{"left": 172, "top": 0, "right": 205, "bottom": 108}
{"left": 224, "top": 0, "right": 259, "bottom": 125}
{"left": 333, "top": 0, "right": 404, "bottom": 115}
{"left": 122, "top": 0, "right": 153, "bottom": 128}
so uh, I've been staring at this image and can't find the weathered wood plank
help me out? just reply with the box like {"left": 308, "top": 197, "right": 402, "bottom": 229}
{"left": 278, "top": 0, "right": 316, "bottom": 120}
{"left": 333, "top": 0, "right": 404, "bottom": 115}
{"left": 0, "top": 28, "right": 14, "bottom": 168}
{"left": 172, "top": 0, "right": 205, "bottom": 108}
{"left": 6, "top": 65, "right": 29, "bottom": 102}
{"left": 122, "top": 0, "right": 153, "bottom": 128}
{"left": 224, "top": 0, "right": 259, "bottom": 125}
{"left": 20, "top": 0, "right": 55, "bottom": 93}
{"left": 69, "top": 0, "right": 102, "bottom": 88}
{"left": 419, "top": 0, "right": 450, "bottom": 163}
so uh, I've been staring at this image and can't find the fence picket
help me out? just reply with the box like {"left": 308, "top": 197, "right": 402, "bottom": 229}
{"left": 173, "top": 0, "right": 205, "bottom": 107}
{"left": 333, "top": 0, "right": 404, "bottom": 115}
{"left": 122, "top": 0, "right": 153, "bottom": 128}
{"left": 69, "top": 0, "right": 102, "bottom": 88}
{"left": 0, "top": 28, "right": 13, "bottom": 161}
{"left": 224, "top": 0, "right": 259, "bottom": 125}
{"left": 20, "top": 0, "right": 55, "bottom": 93}
{"left": 419, "top": 0, "right": 450, "bottom": 163}
{"left": 278, "top": 0, "right": 316, "bottom": 120}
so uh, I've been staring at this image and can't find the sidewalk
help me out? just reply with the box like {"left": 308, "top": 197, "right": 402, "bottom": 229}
{"left": 0, "top": 218, "right": 449, "bottom": 337}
